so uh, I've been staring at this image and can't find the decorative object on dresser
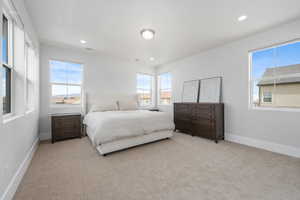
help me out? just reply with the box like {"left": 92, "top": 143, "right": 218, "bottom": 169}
{"left": 182, "top": 77, "right": 222, "bottom": 103}
{"left": 174, "top": 103, "right": 224, "bottom": 143}
{"left": 182, "top": 80, "right": 200, "bottom": 102}
{"left": 51, "top": 113, "right": 82, "bottom": 143}
{"left": 199, "top": 77, "right": 222, "bottom": 103}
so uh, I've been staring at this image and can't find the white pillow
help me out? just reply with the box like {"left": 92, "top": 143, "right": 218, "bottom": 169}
{"left": 118, "top": 100, "right": 138, "bottom": 111}
{"left": 90, "top": 103, "right": 118, "bottom": 112}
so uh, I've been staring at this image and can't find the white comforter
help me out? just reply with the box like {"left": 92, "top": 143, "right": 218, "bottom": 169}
{"left": 83, "top": 110, "right": 174, "bottom": 146}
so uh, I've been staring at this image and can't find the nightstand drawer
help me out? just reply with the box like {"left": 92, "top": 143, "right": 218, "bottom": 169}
{"left": 53, "top": 129, "right": 81, "bottom": 140}
{"left": 53, "top": 117, "right": 80, "bottom": 129}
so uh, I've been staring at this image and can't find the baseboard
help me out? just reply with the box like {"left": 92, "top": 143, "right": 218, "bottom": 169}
{"left": 0, "top": 138, "right": 39, "bottom": 200}
{"left": 39, "top": 132, "right": 51, "bottom": 141}
{"left": 225, "top": 133, "right": 300, "bottom": 158}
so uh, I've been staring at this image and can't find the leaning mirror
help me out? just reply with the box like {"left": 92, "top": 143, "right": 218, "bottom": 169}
{"left": 199, "top": 77, "right": 222, "bottom": 103}
{"left": 182, "top": 80, "right": 200, "bottom": 102}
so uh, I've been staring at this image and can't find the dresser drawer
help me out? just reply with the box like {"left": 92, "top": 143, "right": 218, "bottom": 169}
{"left": 174, "top": 104, "right": 190, "bottom": 113}
{"left": 192, "top": 111, "right": 212, "bottom": 120}
{"left": 174, "top": 103, "right": 191, "bottom": 120}
{"left": 174, "top": 119, "right": 193, "bottom": 135}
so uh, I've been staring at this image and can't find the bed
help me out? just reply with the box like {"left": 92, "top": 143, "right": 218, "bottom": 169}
{"left": 83, "top": 110, "right": 175, "bottom": 155}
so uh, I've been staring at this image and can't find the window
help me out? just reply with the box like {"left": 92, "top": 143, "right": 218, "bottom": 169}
{"left": 2, "top": 14, "right": 12, "bottom": 114}
{"left": 1, "top": 2, "right": 38, "bottom": 118}
{"left": 250, "top": 40, "right": 300, "bottom": 109}
{"left": 25, "top": 43, "right": 37, "bottom": 110}
{"left": 136, "top": 73, "right": 153, "bottom": 106}
{"left": 158, "top": 72, "right": 172, "bottom": 105}
{"left": 50, "top": 60, "right": 83, "bottom": 105}
{"left": 263, "top": 92, "right": 272, "bottom": 103}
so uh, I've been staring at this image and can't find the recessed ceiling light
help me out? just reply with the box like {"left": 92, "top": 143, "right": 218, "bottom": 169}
{"left": 80, "top": 40, "right": 87, "bottom": 44}
{"left": 149, "top": 57, "right": 155, "bottom": 61}
{"left": 141, "top": 29, "right": 155, "bottom": 40}
{"left": 238, "top": 15, "right": 247, "bottom": 22}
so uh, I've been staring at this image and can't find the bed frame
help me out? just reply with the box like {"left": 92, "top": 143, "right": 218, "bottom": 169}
{"left": 96, "top": 131, "right": 173, "bottom": 156}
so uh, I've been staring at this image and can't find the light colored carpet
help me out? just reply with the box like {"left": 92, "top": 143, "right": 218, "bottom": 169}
{"left": 14, "top": 133, "right": 300, "bottom": 200}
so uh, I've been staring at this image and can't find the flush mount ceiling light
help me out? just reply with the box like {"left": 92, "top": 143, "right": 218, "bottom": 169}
{"left": 141, "top": 29, "right": 155, "bottom": 40}
{"left": 149, "top": 57, "right": 155, "bottom": 61}
{"left": 80, "top": 40, "right": 87, "bottom": 44}
{"left": 238, "top": 15, "right": 247, "bottom": 22}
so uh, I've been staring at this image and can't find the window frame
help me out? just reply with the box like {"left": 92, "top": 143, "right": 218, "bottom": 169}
{"left": 248, "top": 38, "right": 300, "bottom": 112}
{"left": 49, "top": 59, "right": 84, "bottom": 107}
{"left": 157, "top": 72, "right": 172, "bottom": 106}
{"left": 2, "top": 11, "right": 14, "bottom": 117}
{"left": 136, "top": 73, "right": 154, "bottom": 107}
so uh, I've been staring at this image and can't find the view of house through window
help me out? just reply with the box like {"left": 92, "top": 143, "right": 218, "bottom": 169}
{"left": 136, "top": 73, "right": 153, "bottom": 106}
{"left": 158, "top": 72, "right": 172, "bottom": 105}
{"left": 250, "top": 40, "right": 300, "bottom": 108}
{"left": 50, "top": 60, "right": 83, "bottom": 105}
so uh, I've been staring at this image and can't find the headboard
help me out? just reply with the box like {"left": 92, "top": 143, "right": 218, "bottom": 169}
{"left": 83, "top": 92, "right": 138, "bottom": 114}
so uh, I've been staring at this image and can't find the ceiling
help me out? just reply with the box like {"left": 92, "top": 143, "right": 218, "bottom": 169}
{"left": 24, "top": 0, "right": 300, "bottom": 67}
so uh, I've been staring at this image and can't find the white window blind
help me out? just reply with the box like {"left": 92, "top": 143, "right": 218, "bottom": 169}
{"left": 25, "top": 43, "right": 37, "bottom": 110}
{"left": 13, "top": 23, "right": 25, "bottom": 114}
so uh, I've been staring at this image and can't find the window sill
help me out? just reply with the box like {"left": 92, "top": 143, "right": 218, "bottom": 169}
{"left": 3, "top": 114, "right": 24, "bottom": 124}
{"left": 50, "top": 104, "right": 81, "bottom": 108}
{"left": 25, "top": 109, "right": 35, "bottom": 115}
{"left": 250, "top": 106, "right": 300, "bottom": 112}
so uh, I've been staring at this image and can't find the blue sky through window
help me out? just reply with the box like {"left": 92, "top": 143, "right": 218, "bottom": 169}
{"left": 159, "top": 73, "right": 171, "bottom": 89}
{"left": 137, "top": 73, "right": 152, "bottom": 93}
{"left": 50, "top": 60, "right": 83, "bottom": 96}
{"left": 2, "top": 39, "right": 8, "bottom": 64}
{"left": 2, "top": 15, "right": 8, "bottom": 64}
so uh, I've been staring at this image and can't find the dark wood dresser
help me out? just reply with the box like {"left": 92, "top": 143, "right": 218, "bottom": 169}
{"left": 174, "top": 103, "right": 224, "bottom": 143}
{"left": 51, "top": 113, "right": 82, "bottom": 143}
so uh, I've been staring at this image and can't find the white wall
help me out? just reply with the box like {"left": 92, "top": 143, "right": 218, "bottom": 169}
{"left": 156, "top": 19, "right": 300, "bottom": 151}
{"left": 39, "top": 44, "right": 155, "bottom": 140}
{"left": 0, "top": 0, "right": 40, "bottom": 199}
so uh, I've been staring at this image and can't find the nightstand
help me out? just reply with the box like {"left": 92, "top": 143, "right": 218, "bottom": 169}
{"left": 51, "top": 113, "right": 82, "bottom": 143}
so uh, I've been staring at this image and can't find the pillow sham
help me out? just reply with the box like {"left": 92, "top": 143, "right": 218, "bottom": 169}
{"left": 117, "top": 100, "right": 138, "bottom": 111}
{"left": 90, "top": 103, "right": 118, "bottom": 112}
